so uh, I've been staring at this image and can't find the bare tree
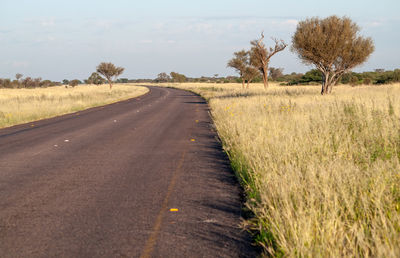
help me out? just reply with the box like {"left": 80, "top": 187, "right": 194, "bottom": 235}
{"left": 96, "top": 62, "right": 125, "bottom": 89}
{"left": 250, "top": 33, "right": 287, "bottom": 89}
{"left": 292, "top": 16, "right": 374, "bottom": 95}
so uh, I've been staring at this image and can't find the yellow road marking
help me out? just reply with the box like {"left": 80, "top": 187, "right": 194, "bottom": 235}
{"left": 170, "top": 208, "right": 179, "bottom": 212}
{"left": 140, "top": 151, "right": 186, "bottom": 258}
{"left": 191, "top": 139, "right": 195, "bottom": 142}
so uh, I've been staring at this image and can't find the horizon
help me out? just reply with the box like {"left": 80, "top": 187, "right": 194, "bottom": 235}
{"left": 1, "top": 0, "right": 399, "bottom": 81}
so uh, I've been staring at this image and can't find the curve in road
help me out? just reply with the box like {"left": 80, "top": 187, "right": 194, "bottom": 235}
{"left": 0, "top": 86, "right": 257, "bottom": 257}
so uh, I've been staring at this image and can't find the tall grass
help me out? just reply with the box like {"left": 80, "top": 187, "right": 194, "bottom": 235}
{"left": 157, "top": 82, "right": 400, "bottom": 257}
{"left": 0, "top": 84, "right": 148, "bottom": 128}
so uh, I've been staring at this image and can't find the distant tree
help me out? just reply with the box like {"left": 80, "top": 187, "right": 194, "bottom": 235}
{"left": 15, "top": 73, "right": 23, "bottom": 81}
{"left": 250, "top": 32, "right": 287, "bottom": 89}
{"left": 170, "top": 72, "right": 187, "bottom": 83}
{"left": 269, "top": 67, "right": 284, "bottom": 81}
{"left": 349, "top": 75, "right": 360, "bottom": 86}
{"left": 1, "top": 79, "right": 12, "bottom": 88}
{"left": 156, "top": 72, "right": 171, "bottom": 82}
{"left": 33, "top": 78, "right": 42, "bottom": 87}
{"left": 301, "top": 69, "right": 323, "bottom": 83}
{"left": 292, "top": 16, "right": 374, "bottom": 94}
{"left": 243, "top": 66, "right": 260, "bottom": 88}
{"left": 363, "top": 78, "right": 372, "bottom": 85}
{"left": 62, "top": 79, "right": 69, "bottom": 85}
{"left": 69, "top": 79, "right": 80, "bottom": 87}
{"left": 96, "top": 62, "right": 125, "bottom": 89}
{"left": 40, "top": 80, "right": 52, "bottom": 87}
{"left": 227, "top": 50, "right": 249, "bottom": 88}
{"left": 117, "top": 78, "right": 129, "bottom": 83}
{"left": 87, "top": 72, "right": 105, "bottom": 85}
{"left": 22, "top": 77, "right": 34, "bottom": 88}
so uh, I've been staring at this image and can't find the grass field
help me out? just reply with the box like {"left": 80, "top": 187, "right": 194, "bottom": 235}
{"left": 0, "top": 84, "right": 148, "bottom": 129}
{"left": 154, "top": 82, "right": 400, "bottom": 257}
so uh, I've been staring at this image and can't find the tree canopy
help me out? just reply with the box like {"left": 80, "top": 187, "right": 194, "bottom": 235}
{"left": 292, "top": 16, "right": 374, "bottom": 94}
{"left": 96, "top": 62, "right": 124, "bottom": 89}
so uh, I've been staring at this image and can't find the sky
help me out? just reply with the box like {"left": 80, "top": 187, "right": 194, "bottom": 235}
{"left": 1, "top": 0, "right": 399, "bottom": 81}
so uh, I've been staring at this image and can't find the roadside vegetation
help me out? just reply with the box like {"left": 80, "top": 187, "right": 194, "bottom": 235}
{"left": 0, "top": 84, "right": 148, "bottom": 128}
{"left": 156, "top": 82, "right": 400, "bottom": 257}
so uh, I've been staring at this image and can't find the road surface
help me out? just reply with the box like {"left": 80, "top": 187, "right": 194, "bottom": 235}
{"left": 0, "top": 86, "right": 257, "bottom": 257}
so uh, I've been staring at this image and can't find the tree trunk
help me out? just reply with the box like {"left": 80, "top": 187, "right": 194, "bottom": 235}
{"left": 242, "top": 79, "right": 245, "bottom": 89}
{"left": 262, "top": 70, "right": 268, "bottom": 89}
{"left": 108, "top": 79, "right": 113, "bottom": 89}
{"left": 321, "top": 73, "right": 329, "bottom": 95}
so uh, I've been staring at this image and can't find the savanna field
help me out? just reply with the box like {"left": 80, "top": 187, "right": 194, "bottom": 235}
{"left": 1, "top": 82, "right": 399, "bottom": 256}
{"left": 0, "top": 84, "right": 148, "bottom": 128}
{"left": 148, "top": 82, "right": 400, "bottom": 257}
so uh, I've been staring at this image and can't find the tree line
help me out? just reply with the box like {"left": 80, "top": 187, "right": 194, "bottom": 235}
{"left": 0, "top": 62, "right": 125, "bottom": 89}
{"left": 3, "top": 67, "right": 398, "bottom": 90}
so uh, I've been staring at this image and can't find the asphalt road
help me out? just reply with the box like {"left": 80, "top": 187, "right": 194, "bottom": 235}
{"left": 0, "top": 86, "right": 257, "bottom": 257}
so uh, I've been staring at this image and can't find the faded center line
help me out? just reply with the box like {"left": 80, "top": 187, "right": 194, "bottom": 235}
{"left": 140, "top": 150, "right": 186, "bottom": 258}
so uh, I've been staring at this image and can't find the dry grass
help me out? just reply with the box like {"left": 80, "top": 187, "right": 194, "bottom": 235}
{"left": 152, "top": 82, "right": 400, "bottom": 257}
{"left": 0, "top": 84, "right": 148, "bottom": 128}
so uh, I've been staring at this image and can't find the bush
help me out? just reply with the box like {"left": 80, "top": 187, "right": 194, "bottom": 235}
{"left": 350, "top": 75, "right": 360, "bottom": 86}
{"left": 363, "top": 78, "right": 372, "bottom": 85}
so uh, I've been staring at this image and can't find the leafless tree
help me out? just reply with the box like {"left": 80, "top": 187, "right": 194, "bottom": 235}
{"left": 292, "top": 16, "right": 374, "bottom": 95}
{"left": 250, "top": 33, "right": 287, "bottom": 89}
{"left": 96, "top": 62, "right": 125, "bottom": 89}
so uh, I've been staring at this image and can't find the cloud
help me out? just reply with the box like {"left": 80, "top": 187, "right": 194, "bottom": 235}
{"left": 40, "top": 18, "right": 55, "bottom": 27}
{"left": 140, "top": 39, "right": 153, "bottom": 44}
{"left": 283, "top": 19, "right": 299, "bottom": 27}
{"left": 366, "top": 21, "right": 383, "bottom": 28}
{"left": 12, "top": 61, "right": 30, "bottom": 68}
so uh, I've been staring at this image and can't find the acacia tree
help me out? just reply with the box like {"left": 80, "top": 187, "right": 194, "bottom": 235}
{"left": 250, "top": 33, "right": 287, "bottom": 89}
{"left": 227, "top": 50, "right": 260, "bottom": 89}
{"left": 155, "top": 72, "right": 170, "bottom": 82}
{"left": 87, "top": 72, "right": 105, "bottom": 85}
{"left": 15, "top": 73, "right": 23, "bottom": 81}
{"left": 170, "top": 72, "right": 187, "bottom": 83}
{"left": 243, "top": 66, "right": 260, "bottom": 89}
{"left": 96, "top": 62, "right": 124, "bottom": 89}
{"left": 227, "top": 50, "right": 248, "bottom": 88}
{"left": 292, "top": 16, "right": 374, "bottom": 95}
